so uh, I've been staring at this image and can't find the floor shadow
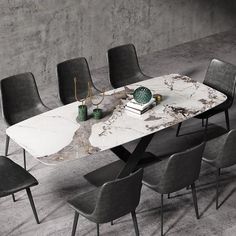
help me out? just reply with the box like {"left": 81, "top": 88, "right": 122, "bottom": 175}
{"left": 218, "top": 188, "right": 236, "bottom": 209}
{"left": 165, "top": 207, "right": 191, "bottom": 235}
{"left": 39, "top": 202, "right": 65, "bottom": 223}
{"left": 199, "top": 197, "right": 215, "bottom": 218}
{"left": 5, "top": 221, "right": 26, "bottom": 236}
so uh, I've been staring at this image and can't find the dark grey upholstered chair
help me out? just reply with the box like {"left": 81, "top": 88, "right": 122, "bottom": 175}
{"left": 0, "top": 156, "right": 39, "bottom": 224}
{"left": 108, "top": 44, "right": 151, "bottom": 88}
{"left": 68, "top": 169, "right": 143, "bottom": 236}
{"left": 142, "top": 143, "right": 205, "bottom": 236}
{"left": 203, "top": 129, "right": 236, "bottom": 209}
{"left": 1, "top": 72, "right": 49, "bottom": 169}
{"left": 57, "top": 57, "right": 101, "bottom": 105}
{"left": 176, "top": 59, "right": 236, "bottom": 137}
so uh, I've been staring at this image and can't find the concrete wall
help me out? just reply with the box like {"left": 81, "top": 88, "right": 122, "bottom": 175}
{"left": 0, "top": 0, "right": 236, "bottom": 85}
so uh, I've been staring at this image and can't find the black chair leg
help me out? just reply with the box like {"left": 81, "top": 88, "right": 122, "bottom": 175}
{"left": 216, "top": 168, "right": 220, "bottom": 209}
{"left": 97, "top": 224, "right": 99, "bottom": 236}
{"left": 167, "top": 193, "right": 170, "bottom": 199}
{"left": 26, "top": 188, "right": 40, "bottom": 224}
{"left": 202, "top": 119, "right": 204, "bottom": 127}
{"left": 204, "top": 118, "right": 208, "bottom": 140}
{"left": 161, "top": 194, "right": 164, "bottom": 236}
{"left": 23, "top": 149, "right": 26, "bottom": 170}
{"left": 225, "top": 110, "right": 230, "bottom": 131}
{"left": 5, "top": 135, "right": 10, "bottom": 156}
{"left": 131, "top": 211, "right": 139, "bottom": 236}
{"left": 71, "top": 212, "right": 79, "bottom": 236}
{"left": 176, "top": 123, "right": 182, "bottom": 137}
{"left": 191, "top": 183, "right": 199, "bottom": 219}
{"left": 12, "top": 194, "right": 16, "bottom": 202}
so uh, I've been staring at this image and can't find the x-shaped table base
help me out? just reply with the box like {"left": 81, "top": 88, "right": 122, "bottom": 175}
{"left": 84, "top": 133, "right": 159, "bottom": 186}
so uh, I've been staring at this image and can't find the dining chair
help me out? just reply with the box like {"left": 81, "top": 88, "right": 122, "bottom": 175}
{"left": 108, "top": 44, "right": 151, "bottom": 88}
{"left": 68, "top": 168, "right": 143, "bottom": 236}
{"left": 57, "top": 57, "right": 101, "bottom": 105}
{"left": 142, "top": 143, "right": 205, "bottom": 236}
{"left": 203, "top": 129, "right": 236, "bottom": 209}
{"left": 0, "top": 155, "right": 39, "bottom": 224}
{"left": 1, "top": 72, "right": 49, "bottom": 169}
{"left": 176, "top": 59, "right": 236, "bottom": 137}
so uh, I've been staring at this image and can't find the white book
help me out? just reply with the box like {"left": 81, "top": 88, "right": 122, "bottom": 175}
{"left": 125, "top": 110, "right": 147, "bottom": 120}
{"left": 125, "top": 102, "right": 155, "bottom": 115}
{"left": 126, "top": 98, "right": 155, "bottom": 111}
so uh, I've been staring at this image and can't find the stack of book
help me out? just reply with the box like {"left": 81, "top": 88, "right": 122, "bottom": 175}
{"left": 125, "top": 98, "right": 155, "bottom": 115}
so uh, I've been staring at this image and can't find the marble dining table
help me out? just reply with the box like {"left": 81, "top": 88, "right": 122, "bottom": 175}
{"left": 6, "top": 74, "right": 226, "bottom": 183}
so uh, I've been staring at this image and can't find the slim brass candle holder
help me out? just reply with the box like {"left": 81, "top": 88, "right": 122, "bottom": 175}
{"left": 88, "top": 80, "right": 105, "bottom": 120}
{"left": 74, "top": 77, "right": 105, "bottom": 121}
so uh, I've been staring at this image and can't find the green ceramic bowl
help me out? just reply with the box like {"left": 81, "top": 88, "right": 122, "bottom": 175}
{"left": 133, "top": 86, "right": 152, "bottom": 104}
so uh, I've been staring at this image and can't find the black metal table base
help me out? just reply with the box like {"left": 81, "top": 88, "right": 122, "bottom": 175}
{"left": 84, "top": 134, "right": 160, "bottom": 186}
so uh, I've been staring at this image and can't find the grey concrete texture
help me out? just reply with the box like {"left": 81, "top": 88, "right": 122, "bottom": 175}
{"left": 0, "top": 0, "right": 236, "bottom": 87}
{"left": 1, "top": 29, "right": 236, "bottom": 235}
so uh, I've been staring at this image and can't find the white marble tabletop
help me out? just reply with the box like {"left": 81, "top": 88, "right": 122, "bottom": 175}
{"left": 6, "top": 74, "right": 227, "bottom": 165}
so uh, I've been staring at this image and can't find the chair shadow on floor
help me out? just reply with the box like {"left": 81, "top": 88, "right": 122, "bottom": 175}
{"left": 217, "top": 188, "right": 236, "bottom": 209}
{"left": 137, "top": 197, "right": 195, "bottom": 236}
{"left": 197, "top": 178, "right": 236, "bottom": 217}
{"left": 5, "top": 221, "right": 27, "bottom": 236}
{"left": 39, "top": 202, "right": 66, "bottom": 223}
{"left": 198, "top": 187, "right": 236, "bottom": 218}
{"left": 164, "top": 171, "right": 236, "bottom": 217}
{"left": 138, "top": 183, "right": 236, "bottom": 235}
{"left": 164, "top": 207, "right": 191, "bottom": 235}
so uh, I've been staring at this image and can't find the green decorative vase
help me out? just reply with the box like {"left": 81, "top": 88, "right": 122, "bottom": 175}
{"left": 78, "top": 105, "right": 88, "bottom": 121}
{"left": 93, "top": 108, "right": 103, "bottom": 120}
{"left": 133, "top": 86, "right": 152, "bottom": 104}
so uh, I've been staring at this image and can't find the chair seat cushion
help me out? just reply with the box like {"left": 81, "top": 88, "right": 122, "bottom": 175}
{"left": 195, "top": 97, "right": 232, "bottom": 119}
{"left": 0, "top": 156, "right": 38, "bottom": 197}
{"left": 142, "top": 157, "right": 169, "bottom": 190}
{"left": 68, "top": 188, "right": 100, "bottom": 218}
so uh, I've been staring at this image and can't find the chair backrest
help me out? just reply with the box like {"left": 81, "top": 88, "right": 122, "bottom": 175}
{"left": 108, "top": 44, "right": 144, "bottom": 88}
{"left": 213, "top": 129, "right": 236, "bottom": 168}
{"left": 1, "top": 72, "right": 45, "bottom": 125}
{"left": 159, "top": 143, "right": 205, "bottom": 194}
{"left": 57, "top": 57, "right": 94, "bottom": 105}
{"left": 92, "top": 168, "right": 143, "bottom": 223}
{"left": 204, "top": 59, "right": 236, "bottom": 103}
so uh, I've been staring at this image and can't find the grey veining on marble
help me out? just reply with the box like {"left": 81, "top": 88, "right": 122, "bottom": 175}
{"left": 6, "top": 74, "right": 226, "bottom": 165}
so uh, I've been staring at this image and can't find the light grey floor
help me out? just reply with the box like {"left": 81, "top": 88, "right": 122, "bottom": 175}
{"left": 1, "top": 29, "right": 236, "bottom": 236}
